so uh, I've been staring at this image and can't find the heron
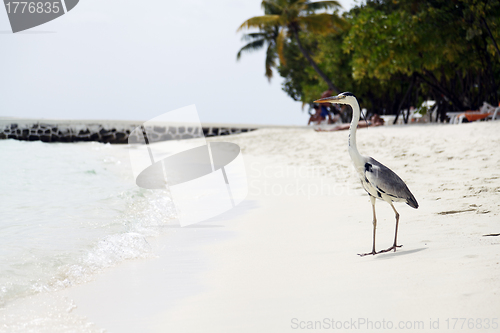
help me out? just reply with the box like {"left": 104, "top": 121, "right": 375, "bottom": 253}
{"left": 314, "top": 92, "right": 418, "bottom": 256}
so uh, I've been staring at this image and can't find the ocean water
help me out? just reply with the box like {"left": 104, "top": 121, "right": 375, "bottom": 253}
{"left": 0, "top": 140, "right": 176, "bottom": 315}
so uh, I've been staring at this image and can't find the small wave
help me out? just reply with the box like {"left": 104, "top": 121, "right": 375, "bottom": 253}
{"left": 0, "top": 141, "right": 177, "bottom": 309}
{"left": 50, "top": 189, "right": 177, "bottom": 292}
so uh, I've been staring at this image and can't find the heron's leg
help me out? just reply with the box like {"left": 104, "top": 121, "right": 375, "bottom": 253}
{"left": 390, "top": 202, "right": 402, "bottom": 248}
{"left": 358, "top": 196, "right": 377, "bottom": 256}
{"left": 371, "top": 197, "right": 377, "bottom": 252}
{"left": 379, "top": 202, "right": 402, "bottom": 253}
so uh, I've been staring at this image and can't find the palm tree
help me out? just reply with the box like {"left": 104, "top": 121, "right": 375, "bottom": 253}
{"left": 238, "top": 0, "right": 343, "bottom": 93}
{"left": 237, "top": 3, "right": 285, "bottom": 81}
{"left": 237, "top": 26, "right": 281, "bottom": 81}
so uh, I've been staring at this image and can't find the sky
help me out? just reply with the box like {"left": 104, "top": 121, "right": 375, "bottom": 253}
{"left": 0, "top": 0, "right": 357, "bottom": 126}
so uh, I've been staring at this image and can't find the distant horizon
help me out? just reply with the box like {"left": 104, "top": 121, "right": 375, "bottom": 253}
{"left": 0, "top": 114, "right": 308, "bottom": 127}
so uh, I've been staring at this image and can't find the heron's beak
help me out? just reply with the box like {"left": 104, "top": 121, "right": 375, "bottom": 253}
{"left": 313, "top": 95, "right": 346, "bottom": 104}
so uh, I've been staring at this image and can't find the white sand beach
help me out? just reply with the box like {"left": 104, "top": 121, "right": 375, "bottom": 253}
{"left": 2, "top": 121, "right": 500, "bottom": 332}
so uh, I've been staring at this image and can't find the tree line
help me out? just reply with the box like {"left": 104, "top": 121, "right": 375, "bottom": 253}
{"left": 237, "top": 0, "right": 500, "bottom": 122}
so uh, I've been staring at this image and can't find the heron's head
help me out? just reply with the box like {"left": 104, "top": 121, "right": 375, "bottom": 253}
{"left": 314, "top": 92, "right": 357, "bottom": 105}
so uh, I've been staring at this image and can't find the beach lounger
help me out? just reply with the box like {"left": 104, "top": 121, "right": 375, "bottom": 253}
{"left": 446, "top": 111, "right": 464, "bottom": 124}
{"left": 449, "top": 102, "right": 499, "bottom": 124}
{"left": 487, "top": 107, "right": 500, "bottom": 121}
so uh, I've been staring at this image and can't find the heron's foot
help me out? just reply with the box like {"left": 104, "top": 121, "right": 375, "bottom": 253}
{"left": 358, "top": 250, "right": 377, "bottom": 257}
{"left": 378, "top": 244, "right": 403, "bottom": 253}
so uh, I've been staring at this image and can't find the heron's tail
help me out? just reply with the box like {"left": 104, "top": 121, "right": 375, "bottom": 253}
{"left": 406, "top": 193, "right": 419, "bottom": 209}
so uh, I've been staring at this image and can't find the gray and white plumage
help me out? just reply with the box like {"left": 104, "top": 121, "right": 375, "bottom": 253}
{"left": 363, "top": 157, "right": 418, "bottom": 209}
{"left": 314, "top": 92, "right": 418, "bottom": 256}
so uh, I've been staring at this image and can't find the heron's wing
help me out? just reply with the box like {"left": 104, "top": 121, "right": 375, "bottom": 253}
{"left": 365, "top": 157, "right": 418, "bottom": 208}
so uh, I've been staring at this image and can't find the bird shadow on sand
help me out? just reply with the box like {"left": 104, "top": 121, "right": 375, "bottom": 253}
{"left": 375, "top": 247, "right": 428, "bottom": 259}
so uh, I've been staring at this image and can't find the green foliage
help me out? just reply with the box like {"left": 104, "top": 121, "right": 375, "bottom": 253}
{"left": 239, "top": 0, "right": 500, "bottom": 117}
{"left": 278, "top": 22, "right": 412, "bottom": 112}
{"left": 343, "top": 0, "right": 500, "bottom": 111}
{"left": 279, "top": 31, "right": 348, "bottom": 102}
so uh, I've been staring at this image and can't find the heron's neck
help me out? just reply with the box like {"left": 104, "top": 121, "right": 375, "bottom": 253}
{"left": 348, "top": 100, "right": 364, "bottom": 169}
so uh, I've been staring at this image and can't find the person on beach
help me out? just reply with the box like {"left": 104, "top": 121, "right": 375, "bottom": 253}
{"left": 315, "top": 114, "right": 384, "bottom": 132}
{"left": 319, "top": 89, "right": 336, "bottom": 124}
{"left": 371, "top": 114, "right": 384, "bottom": 126}
{"left": 308, "top": 103, "right": 337, "bottom": 125}
{"left": 308, "top": 104, "right": 325, "bottom": 125}
{"left": 308, "top": 90, "right": 341, "bottom": 125}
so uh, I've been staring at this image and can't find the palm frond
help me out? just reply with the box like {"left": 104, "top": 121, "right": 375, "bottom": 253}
{"left": 238, "top": 15, "right": 282, "bottom": 31}
{"left": 241, "top": 32, "right": 267, "bottom": 42}
{"left": 261, "top": 0, "right": 283, "bottom": 14}
{"left": 265, "top": 43, "right": 278, "bottom": 81}
{"left": 305, "top": 0, "right": 341, "bottom": 12}
{"left": 236, "top": 39, "right": 266, "bottom": 60}
{"left": 330, "top": 14, "right": 348, "bottom": 30}
{"left": 276, "top": 28, "right": 287, "bottom": 66}
{"left": 299, "top": 13, "right": 342, "bottom": 34}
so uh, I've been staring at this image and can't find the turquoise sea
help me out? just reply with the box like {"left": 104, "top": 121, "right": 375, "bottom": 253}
{"left": 0, "top": 139, "right": 177, "bottom": 330}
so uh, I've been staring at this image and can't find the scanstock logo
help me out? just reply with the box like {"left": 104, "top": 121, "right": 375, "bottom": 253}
{"left": 3, "top": 0, "right": 79, "bottom": 33}
{"left": 128, "top": 105, "right": 248, "bottom": 227}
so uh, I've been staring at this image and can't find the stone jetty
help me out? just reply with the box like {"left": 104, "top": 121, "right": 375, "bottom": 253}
{"left": 0, "top": 118, "right": 258, "bottom": 144}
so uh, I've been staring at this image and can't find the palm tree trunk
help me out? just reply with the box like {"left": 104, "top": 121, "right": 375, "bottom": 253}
{"left": 416, "top": 72, "right": 466, "bottom": 110}
{"left": 292, "top": 29, "right": 340, "bottom": 94}
{"left": 393, "top": 75, "right": 415, "bottom": 124}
